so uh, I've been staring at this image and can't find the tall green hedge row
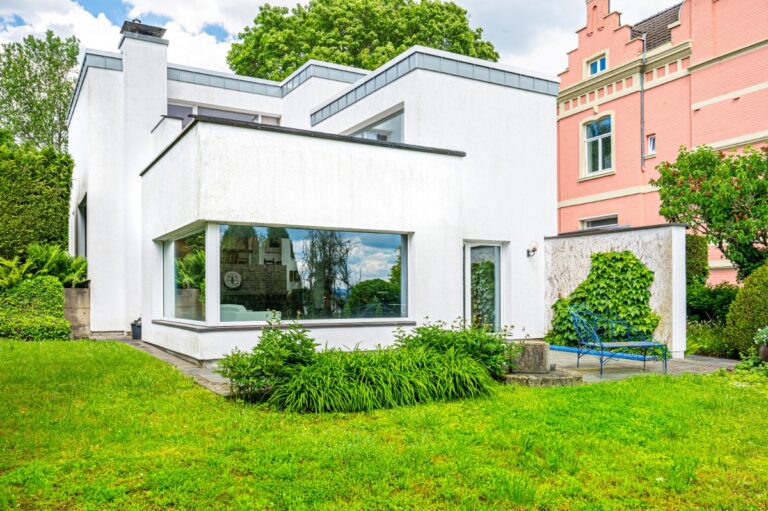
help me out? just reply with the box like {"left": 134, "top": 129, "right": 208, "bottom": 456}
{"left": 0, "top": 130, "right": 73, "bottom": 258}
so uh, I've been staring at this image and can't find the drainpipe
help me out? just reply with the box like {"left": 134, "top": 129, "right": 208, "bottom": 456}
{"left": 640, "top": 32, "right": 647, "bottom": 171}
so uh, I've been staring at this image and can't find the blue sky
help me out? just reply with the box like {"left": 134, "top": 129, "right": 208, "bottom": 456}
{"left": 1, "top": 1, "right": 678, "bottom": 75}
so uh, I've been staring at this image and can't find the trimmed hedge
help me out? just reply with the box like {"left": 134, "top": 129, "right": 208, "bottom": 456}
{"left": 546, "top": 251, "right": 660, "bottom": 346}
{"left": 268, "top": 346, "right": 494, "bottom": 413}
{"left": 725, "top": 263, "right": 768, "bottom": 355}
{"left": 687, "top": 282, "right": 738, "bottom": 324}
{"left": 0, "top": 276, "right": 70, "bottom": 341}
{"left": 0, "top": 133, "right": 73, "bottom": 258}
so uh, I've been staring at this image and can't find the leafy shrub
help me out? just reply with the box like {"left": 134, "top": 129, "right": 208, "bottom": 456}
{"left": 268, "top": 346, "right": 494, "bottom": 413}
{"left": 546, "top": 251, "right": 660, "bottom": 346}
{"left": 725, "top": 263, "right": 768, "bottom": 355}
{"left": 686, "top": 234, "right": 710, "bottom": 286}
{"left": 754, "top": 327, "right": 768, "bottom": 347}
{"left": 395, "top": 320, "right": 508, "bottom": 378}
{"left": 687, "top": 282, "right": 738, "bottom": 324}
{"left": 0, "top": 134, "right": 73, "bottom": 258}
{"left": 0, "top": 276, "right": 69, "bottom": 341}
{"left": 26, "top": 243, "right": 87, "bottom": 288}
{"left": 216, "top": 322, "right": 318, "bottom": 398}
{"left": 0, "top": 256, "right": 33, "bottom": 291}
{"left": 176, "top": 249, "right": 205, "bottom": 298}
{"left": 686, "top": 321, "right": 737, "bottom": 359}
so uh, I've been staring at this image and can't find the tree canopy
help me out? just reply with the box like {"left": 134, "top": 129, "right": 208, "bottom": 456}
{"left": 0, "top": 31, "right": 79, "bottom": 151}
{"left": 228, "top": 0, "right": 499, "bottom": 81}
{"left": 652, "top": 146, "right": 768, "bottom": 280}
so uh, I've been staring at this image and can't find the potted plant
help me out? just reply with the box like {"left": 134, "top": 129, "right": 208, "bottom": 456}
{"left": 755, "top": 326, "right": 768, "bottom": 363}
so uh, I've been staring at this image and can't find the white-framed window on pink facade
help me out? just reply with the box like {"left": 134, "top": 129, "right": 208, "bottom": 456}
{"left": 588, "top": 54, "right": 607, "bottom": 76}
{"left": 584, "top": 116, "right": 612, "bottom": 174}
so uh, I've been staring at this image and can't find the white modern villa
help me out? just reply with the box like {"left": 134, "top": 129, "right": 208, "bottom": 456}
{"left": 70, "top": 20, "right": 673, "bottom": 364}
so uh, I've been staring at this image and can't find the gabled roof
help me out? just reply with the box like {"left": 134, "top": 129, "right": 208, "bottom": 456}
{"left": 630, "top": 3, "right": 683, "bottom": 51}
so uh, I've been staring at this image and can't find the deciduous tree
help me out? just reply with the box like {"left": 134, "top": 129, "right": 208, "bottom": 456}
{"left": 652, "top": 146, "right": 768, "bottom": 280}
{"left": 228, "top": 0, "right": 498, "bottom": 81}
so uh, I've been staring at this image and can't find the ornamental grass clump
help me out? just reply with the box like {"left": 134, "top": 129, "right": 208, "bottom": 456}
{"left": 394, "top": 320, "right": 509, "bottom": 378}
{"left": 268, "top": 346, "right": 494, "bottom": 413}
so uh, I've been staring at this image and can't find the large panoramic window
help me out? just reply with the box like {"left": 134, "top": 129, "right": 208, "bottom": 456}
{"left": 585, "top": 116, "right": 612, "bottom": 174}
{"left": 164, "top": 230, "right": 206, "bottom": 321}
{"left": 219, "top": 225, "right": 406, "bottom": 322}
{"left": 352, "top": 111, "right": 404, "bottom": 143}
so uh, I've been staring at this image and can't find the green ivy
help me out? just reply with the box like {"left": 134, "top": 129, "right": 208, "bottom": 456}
{"left": 686, "top": 234, "right": 709, "bottom": 287}
{"left": 546, "top": 251, "right": 660, "bottom": 346}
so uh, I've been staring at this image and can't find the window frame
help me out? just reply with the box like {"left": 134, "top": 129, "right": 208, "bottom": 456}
{"left": 580, "top": 215, "right": 619, "bottom": 230}
{"left": 647, "top": 134, "right": 657, "bottom": 156}
{"left": 589, "top": 55, "right": 607, "bottom": 76}
{"left": 583, "top": 115, "right": 614, "bottom": 176}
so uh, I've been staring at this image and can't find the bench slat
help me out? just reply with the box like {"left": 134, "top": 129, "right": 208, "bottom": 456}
{"left": 584, "top": 341, "right": 665, "bottom": 349}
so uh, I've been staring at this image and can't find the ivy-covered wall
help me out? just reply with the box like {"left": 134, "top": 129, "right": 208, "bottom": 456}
{"left": 544, "top": 225, "right": 687, "bottom": 357}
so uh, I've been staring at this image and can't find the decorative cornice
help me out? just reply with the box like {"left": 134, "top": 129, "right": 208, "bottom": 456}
{"left": 558, "top": 41, "right": 691, "bottom": 103}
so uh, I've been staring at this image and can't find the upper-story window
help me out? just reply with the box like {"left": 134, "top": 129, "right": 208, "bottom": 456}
{"left": 352, "top": 111, "right": 404, "bottom": 143}
{"left": 585, "top": 116, "right": 612, "bottom": 174}
{"left": 589, "top": 55, "right": 607, "bottom": 76}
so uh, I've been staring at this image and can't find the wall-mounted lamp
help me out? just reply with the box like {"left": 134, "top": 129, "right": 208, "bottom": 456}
{"left": 526, "top": 242, "right": 539, "bottom": 258}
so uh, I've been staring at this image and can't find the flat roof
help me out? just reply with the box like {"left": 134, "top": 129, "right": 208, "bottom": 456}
{"left": 140, "top": 115, "right": 466, "bottom": 177}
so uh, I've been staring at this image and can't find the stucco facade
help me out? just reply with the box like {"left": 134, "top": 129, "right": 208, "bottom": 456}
{"left": 557, "top": 0, "right": 768, "bottom": 283}
{"left": 68, "top": 21, "right": 560, "bottom": 361}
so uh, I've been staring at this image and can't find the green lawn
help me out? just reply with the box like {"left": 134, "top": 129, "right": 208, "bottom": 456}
{"left": 1, "top": 340, "right": 767, "bottom": 510}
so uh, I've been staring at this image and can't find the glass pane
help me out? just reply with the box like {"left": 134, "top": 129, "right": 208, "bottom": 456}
{"left": 598, "top": 116, "right": 611, "bottom": 135}
{"left": 220, "top": 225, "right": 406, "bottom": 321}
{"left": 599, "top": 57, "right": 606, "bottom": 71}
{"left": 602, "top": 136, "right": 612, "bottom": 170}
{"left": 352, "top": 111, "right": 404, "bottom": 143}
{"left": 168, "top": 231, "right": 206, "bottom": 321}
{"left": 587, "top": 139, "right": 599, "bottom": 173}
{"left": 470, "top": 246, "right": 500, "bottom": 331}
{"left": 590, "top": 61, "right": 598, "bottom": 75}
{"left": 586, "top": 121, "right": 598, "bottom": 139}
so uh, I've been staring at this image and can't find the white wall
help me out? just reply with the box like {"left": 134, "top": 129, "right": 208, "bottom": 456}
{"left": 68, "top": 66, "right": 127, "bottom": 332}
{"left": 315, "top": 69, "right": 558, "bottom": 338}
{"left": 142, "top": 122, "right": 465, "bottom": 360}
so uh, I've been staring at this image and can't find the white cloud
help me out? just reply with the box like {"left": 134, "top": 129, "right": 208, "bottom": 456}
{"left": 0, "top": 1, "right": 118, "bottom": 52}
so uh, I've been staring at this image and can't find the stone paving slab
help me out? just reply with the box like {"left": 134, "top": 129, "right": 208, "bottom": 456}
{"left": 549, "top": 349, "right": 738, "bottom": 384}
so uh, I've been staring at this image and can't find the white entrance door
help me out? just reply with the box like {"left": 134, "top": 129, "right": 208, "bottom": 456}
{"left": 464, "top": 244, "right": 501, "bottom": 331}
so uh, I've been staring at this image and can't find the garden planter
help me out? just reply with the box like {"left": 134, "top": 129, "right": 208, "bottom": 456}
{"left": 759, "top": 344, "right": 768, "bottom": 363}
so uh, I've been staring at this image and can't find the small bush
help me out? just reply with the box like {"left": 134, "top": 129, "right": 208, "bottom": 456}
{"left": 687, "top": 282, "right": 738, "bottom": 324}
{"left": 546, "top": 252, "right": 660, "bottom": 346}
{"left": 216, "top": 321, "right": 318, "bottom": 398}
{"left": 725, "top": 263, "right": 768, "bottom": 355}
{"left": 0, "top": 276, "right": 69, "bottom": 341}
{"left": 0, "top": 314, "right": 71, "bottom": 341}
{"left": 395, "top": 320, "right": 508, "bottom": 378}
{"left": 686, "top": 321, "right": 737, "bottom": 359}
{"left": 268, "top": 346, "right": 494, "bottom": 413}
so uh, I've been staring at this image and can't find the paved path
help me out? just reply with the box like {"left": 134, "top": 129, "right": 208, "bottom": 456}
{"left": 115, "top": 338, "right": 230, "bottom": 396}
{"left": 109, "top": 337, "right": 738, "bottom": 393}
{"left": 549, "top": 349, "right": 738, "bottom": 384}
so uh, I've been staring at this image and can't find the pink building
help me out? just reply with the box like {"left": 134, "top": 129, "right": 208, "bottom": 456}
{"left": 557, "top": 0, "right": 768, "bottom": 283}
